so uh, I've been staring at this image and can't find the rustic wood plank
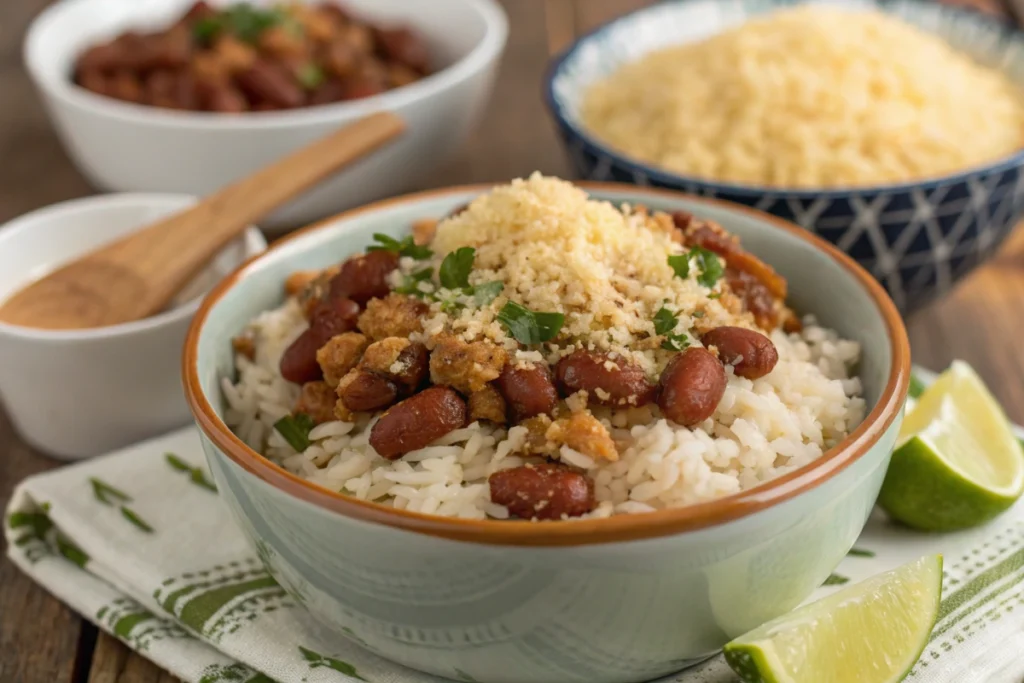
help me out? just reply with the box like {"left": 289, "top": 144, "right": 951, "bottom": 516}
{"left": 0, "top": 415, "right": 84, "bottom": 683}
{"left": 570, "top": 0, "right": 653, "bottom": 34}
{"left": 906, "top": 228, "right": 1024, "bottom": 422}
{"left": 428, "top": 0, "right": 570, "bottom": 186}
{"left": 87, "top": 633, "right": 180, "bottom": 683}
{"left": 544, "top": 0, "right": 577, "bottom": 56}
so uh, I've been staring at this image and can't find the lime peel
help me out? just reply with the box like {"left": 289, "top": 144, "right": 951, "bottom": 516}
{"left": 880, "top": 361, "right": 1024, "bottom": 531}
{"left": 724, "top": 555, "right": 943, "bottom": 683}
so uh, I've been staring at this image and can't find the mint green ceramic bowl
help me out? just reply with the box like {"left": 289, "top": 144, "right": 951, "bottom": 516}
{"left": 184, "top": 183, "right": 910, "bottom": 683}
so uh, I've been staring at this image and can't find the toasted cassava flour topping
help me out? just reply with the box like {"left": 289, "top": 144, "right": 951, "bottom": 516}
{"left": 397, "top": 173, "right": 764, "bottom": 374}
{"left": 224, "top": 175, "right": 864, "bottom": 522}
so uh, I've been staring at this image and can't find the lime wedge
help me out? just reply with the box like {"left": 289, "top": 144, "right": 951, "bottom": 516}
{"left": 723, "top": 555, "right": 942, "bottom": 683}
{"left": 880, "top": 361, "right": 1024, "bottom": 531}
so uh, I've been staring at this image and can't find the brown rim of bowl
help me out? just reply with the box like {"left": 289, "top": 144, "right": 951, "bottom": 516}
{"left": 183, "top": 181, "right": 911, "bottom": 547}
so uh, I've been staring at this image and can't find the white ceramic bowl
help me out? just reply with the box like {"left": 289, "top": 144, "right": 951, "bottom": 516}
{"left": 0, "top": 194, "right": 266, "bottom": 460}
{"left": 23, "top": 0, "right": 508, "bottom": 231}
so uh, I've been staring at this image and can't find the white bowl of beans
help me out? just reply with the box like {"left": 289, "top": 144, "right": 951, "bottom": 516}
{"left": 23, "top": 0, "right": 508, "bottom": 230}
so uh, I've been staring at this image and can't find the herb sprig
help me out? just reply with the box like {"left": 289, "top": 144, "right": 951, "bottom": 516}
{"left": 192, "top": 4, "right": 291, "bottom": 44}
{"left": 667, "top": 248, "right": 724, "bottom": 289}
{"left": 497, "top": 302, "right": 564, "bottom": 345}
{"left": 653, "top": 306, "right": 690, "bottom": 352}
{"left": 433, "top": 247, "right": 504, "bottom": 309}
{"left": 274, "top": 413, "right": 315, "bottom": 452}
{"left": 368, "top": 233, "right": 433, "bottom": 260}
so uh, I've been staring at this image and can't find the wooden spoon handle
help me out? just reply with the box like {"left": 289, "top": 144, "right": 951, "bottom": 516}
{"left": 0, "top": 112, "right": 404, "bottom": 330}
{"left": 111, "top": 111, "right": 406, "bottom": 313}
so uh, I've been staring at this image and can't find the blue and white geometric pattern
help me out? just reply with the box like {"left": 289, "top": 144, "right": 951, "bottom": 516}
{"left": 545, "top": 0, "right": 1024, "bottom": 313}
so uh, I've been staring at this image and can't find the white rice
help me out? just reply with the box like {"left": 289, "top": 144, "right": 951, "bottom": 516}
{"left": 223, "top": 297, "right": 866, "bottom": 520}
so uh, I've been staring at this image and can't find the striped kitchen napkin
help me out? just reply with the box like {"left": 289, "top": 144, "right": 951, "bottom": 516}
{"left": 4, "top": 370, "right": 1024, "bottom": 683}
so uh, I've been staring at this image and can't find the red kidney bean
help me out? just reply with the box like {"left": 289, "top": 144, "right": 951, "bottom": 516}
{"left": 236, "top": 59, "right": 303, "bottom": 108}
{"left": 308, "top": 78, "right": 346, "bottom": 105}
{"left": 701, "top": 327, "right": 779, "bottom": 379}
{"left": 495, "top": 364, "right": 558, "bottom": 421}
{"left": 324, "top": 39, "right": 358, "bottom": 78}
{"left": 77, "top": 43, "right": 125, "bottom": 73}
{"left": 108, "top": 71, "right": 144, "bottom": 103}
{"left": 392, "top": 342, "right": 429, "bottom": 392}
{"left": 488, "top": 463, "right": 596, "bottom": 520}
{"left": 337, "top": 370, "right": 399, "bottom": 412}
{"left": 328, "top": 250, "right": 399, "bottom": 305}
{"left": 369, "top": 387, "right": 467, "bottom": 459}
{"left": 374, "top": 27, "right": 430, "bottom": 73}
{"left": 148, "top": 26, "right": 192, "bottom": 69}
{"left": 279, "top": 298, "right": 360, "bottom": 384}
{"left": 554, "top": 350, "right": 656, "bottom": 407}
{"left": 657, "top": 348, "right": 727, "bottom": 426}
{"left": 726, "top": 269, "right": 779, "bottom": 331}
{"left": 340, "top": 77, "right": 386, "bottom": 101}
{"left": 203, "top": 84, "right": 248, "bottom": 112}
{"left": 183, "top": 1, "right": 216, "bottom": 22}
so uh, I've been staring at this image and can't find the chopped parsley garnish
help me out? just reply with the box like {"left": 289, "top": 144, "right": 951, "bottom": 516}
{"left": 692, "top": 310, "right": 705, "bottom": 318}
{"left": 439, "top": 247, "right": 476, "bottom": 289}
{"left": 497, "top": 302, "right": 564, "bottom": 345}
{"left": 393, "top": 267, "right": 434, "bottom": 297}
{"left": 653, "top": 306, "right": 690, "bottom": 351}
{"left": 667, "top": 248, "right": 724, "bottom": 289}
{"left": 667, "top": 254, "right": 690, "bottom": 279}
{"left": 221, "top": 4, "right": 286, "bottom": 43}
{"left": 192, "top": 4, "right": 288, "bottom": 44}
{"left": 296, "top": 63, "right": 325, "bottom": 90}
{"left": 274, "top": 413, "right": 315, "bottom": 452}
{"left": 692, "top": 247, "right": 724, "bottom": 288}
{"left": 367, "top": 232, "right": 433, "bottom": 260}
{"left": 653, "top": 306, "right": 678, "bottom": 336}
{"left": 471, "top": 280, "right": 504, "bottom": 306}
{"left": 192, "top": 17, "right": 222, "bottom": 43}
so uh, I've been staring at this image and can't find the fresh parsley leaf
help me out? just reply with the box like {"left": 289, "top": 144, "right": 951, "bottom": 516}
{"left": 661, "top": 335, "right": 690, "bottom": 352}
{"left": 667, "top": 254, "right": 690, "bottom": 279}
{"left": 367, "top": 233, "right": 433, "bottom": 260}
{"left": 192, "top": 16, "right": 222, "bottom": 43}
{"left": 221, "top": 3, "right": 285, "bottom": 43}
{"left": 653, "top": 306, "right": 690, "bottom": 351}
{"left": 653, "top": 306, "right": 678, "bottom": 336}
{"left": 692, "top": 310, "right": 705, "bottom": 319}
{"left": 692, "top": 247, "right": 724, "bottom": 288}
{"left": 393, "top": 267, "right": 434, "bottom": 297}
{"left": 497, "top": 301, "right": 564, "bottom": 345}
{"left": 471, "top": 280, "right": 504, "bottom": 306}
{"left": 296, "top": 63, "right": 324, "bottom": 90}
{"left": 439, "top": 247, "right": 475, "bottom": 289}
{"left": 368, "top": 233, "right": 401, "bottom": 251}
{"left": 274, "top": 413, "right": 315, "bottom": 452}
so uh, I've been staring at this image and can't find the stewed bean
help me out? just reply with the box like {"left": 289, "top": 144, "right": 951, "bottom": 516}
{"left": 657, "top": 347, "right": 727, "bottom": 426}
{"left": 279, "top": 297, "right": 360, "bottom": 384}
{"left": 328, "top": 250, "right": 399, "bottom": 306}
{"left": 337, "top": 370, "right": 399, "bottom": 412}
{"left": 702, "top": 326, "right": 778, "bottom": 379}
{"left": 554, "top": 350, "right": 656, "bottom": 407}
{"left": 494, "top": 363, "right": 558, "bottom": 421}
{"left": 369, "top": 386, "right": 467, "bottom": 459}
{"left": 488, "top": 463, "right": 596, "bottom": 520}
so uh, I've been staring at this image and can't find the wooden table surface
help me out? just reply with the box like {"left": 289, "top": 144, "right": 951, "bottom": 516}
{"left": 3, "top": 0, "right": 1024, "bottom": 681}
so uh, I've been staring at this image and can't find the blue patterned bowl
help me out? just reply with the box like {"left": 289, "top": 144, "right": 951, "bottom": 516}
{"left": 544, "top": 0, "right": 1024, "bottom": 313}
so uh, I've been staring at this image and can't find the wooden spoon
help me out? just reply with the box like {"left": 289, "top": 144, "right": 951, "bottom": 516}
{"left": 0, "top": 111, "right": 405, "bottom": 330}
